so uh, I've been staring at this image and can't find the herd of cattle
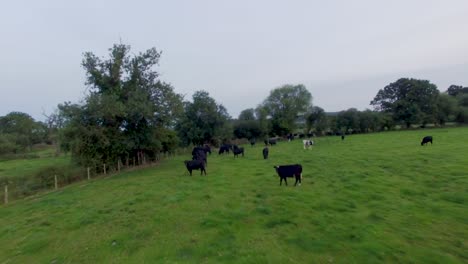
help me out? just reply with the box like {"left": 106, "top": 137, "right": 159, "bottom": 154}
{"left": 183, "top": 135, "right": 434, "bottom": 186}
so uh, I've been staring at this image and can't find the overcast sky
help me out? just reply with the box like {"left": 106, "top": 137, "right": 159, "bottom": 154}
{"left": 1, "top": 0, "right": 468, "bottom": 121}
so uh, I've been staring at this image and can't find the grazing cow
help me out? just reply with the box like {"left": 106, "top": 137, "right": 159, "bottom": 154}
{"left": 218, "top": 145, "right": 231, "bottom": 155}
{"left": 250, "top": 138, "right": 256, "bottom": 147}
{"left": 302, "top": 139, "right": 314, "bottom": 149}
{"left": 274, "top": 164, "right": 303, "bottom": 186}
{"left": 264, "top": 138, "right": 277, "bottom": 146}
{"left": 233, "top": 147, "right": 244, "bottom": 157}
{"left": 184, "top": 160, "right": 206, "bottom": 176}
{"left": 262, "top": 147, "right": 269, "bottom": 159}
{"left": 421, "top": 136, "right": 433, "bottom": 146}
{"left": 193, "top": 145, "right": 210, "bottom": 155}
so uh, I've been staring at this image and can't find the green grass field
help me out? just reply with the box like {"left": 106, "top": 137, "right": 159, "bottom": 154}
{"left": 0, "top": 128, "right": 467, "bottom": 263}
{"left": 0, "top": 147, "right": 70, "bottom": 179}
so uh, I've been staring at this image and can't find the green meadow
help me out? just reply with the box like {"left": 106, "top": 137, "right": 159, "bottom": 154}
{"left": 0, "top": 128, "right": 467, "bottom": 263}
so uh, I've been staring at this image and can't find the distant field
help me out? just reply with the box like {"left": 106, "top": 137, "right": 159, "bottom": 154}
{"left": 0, "top": 149, "right": 70, "bottom": 179}
{"left": 0, "top": 128, "right": 467, "bottom": 263}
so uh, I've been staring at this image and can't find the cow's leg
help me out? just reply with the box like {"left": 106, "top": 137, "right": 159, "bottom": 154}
{"left": 295, "top": 174, "right": 302, "bottom": 186}
{"left": 189, "top": 169, "right": 192, "bottom": 176}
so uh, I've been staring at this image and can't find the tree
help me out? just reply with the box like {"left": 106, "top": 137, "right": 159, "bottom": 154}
{"left": 336, "top": 108, "right": 360, "bottom": 133}
{"left": 0, "top": 112, "right": 45, "bottom": 152}
{"left": 59, "top": 44, "right": 183, "bottom": 166}
{"left": 176, "top": 91, "right": 231, "bottom": 146}
{"left": 435, "top": 93, "right": 458, "bottom": 125}
{"left": 259, "top": 84, "right": 312, "bottom": 136}
{"left": 255, "top": 105, "right": 270, "bottom": 138}
{"left": 370, "top": 78, "right": 440, "bottom": 128}
{"left": 233, "top": 120, "right": 263, "bottom": 140}
{"left": 238, "top": 108, "right": 256, "bottom": 121}
{"left": 305, "top": 106, "right": 327, "bottom": 134}
{"left": 357, "top": 110, "right": 382, "bottom": 133}
{"left": 447, "top": 85, "right": 468, "bottom": 97}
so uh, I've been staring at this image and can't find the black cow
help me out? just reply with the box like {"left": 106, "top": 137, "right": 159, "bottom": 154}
{"left": 218, "top": 145, "right": 231, "bottom": 155}
{"left": 263, "top": 147, "right": 269, "bottom": 159}
{"left": 274, "top": 164, "right": 302, "bottom": 186}
{"left": 184, "top": 160, "right": 206, "bottom": 176}
{"left": 264, "top": 138, "right": 277, "bottom": 146}
{"left": 233, "top": 147, "right": 244, "bottom": 157}
{"left": 193, "top": 145, "right": 210, "bottom": 155}
{"left": 421, "top": 136, "right": 433, "bottom": 146}
{"left": 250, "top": 138, "right": 256, "bottom": 147}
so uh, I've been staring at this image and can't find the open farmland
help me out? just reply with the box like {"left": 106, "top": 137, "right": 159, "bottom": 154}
{"left": 0, "top": 128, "right": 467, "bottom": 263}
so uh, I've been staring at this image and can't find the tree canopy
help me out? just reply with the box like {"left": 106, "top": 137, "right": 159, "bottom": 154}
{"left": 59, "top": 44, "right": 183, "bottom": 167}
{"left": 175, "top": 91, "right": 231, "bottom": 146}
{"left": 0, "top": 112, "right": 46, "bottom": 153}
{"left": 370, "top": 78, "right": 439, "bottom": 128}
{"left": 259, "top": 84, "right": 312, "bottom": 135}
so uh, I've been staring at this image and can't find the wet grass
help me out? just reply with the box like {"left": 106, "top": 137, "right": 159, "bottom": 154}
{"left": 0, "top": 127, "right": 467, "bottom": 263}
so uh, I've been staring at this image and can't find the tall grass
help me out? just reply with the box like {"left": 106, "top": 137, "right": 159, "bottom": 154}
{"left": 0, "top": 127, "right": 466, "bottom": 263}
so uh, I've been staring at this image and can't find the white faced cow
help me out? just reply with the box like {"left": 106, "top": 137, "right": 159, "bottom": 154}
{"left": 302, "top": 139, "right": 314, "bottom": 149}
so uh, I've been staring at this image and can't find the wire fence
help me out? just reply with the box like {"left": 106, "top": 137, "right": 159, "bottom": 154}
{"left": 1, "top": 149, "right": 190, "bottom": 205}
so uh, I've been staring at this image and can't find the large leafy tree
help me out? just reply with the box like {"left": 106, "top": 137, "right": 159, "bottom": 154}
{"left": 357, "top": 110, "right": 382, "bottom": 133}
{"left": 336, "top": 108, "right": 360, "bottom": 133}
{"left": 233, "top": 108, "right": 264, "bottom": 140}
{"left": 176, "top": 91, "right": 231, "bottom": 146}
{"left": 238, "top": 108, "right": 256, "bottom": 121}
{"left": 0, "top": 112, "right": 46, "bottom": 152}
{"left": 259, "top": 84, "right": 312, "bottom": 135}
{"left": 305, "top": 106, "right": 327, "bottom": 134}
{"left": 447, "top": 85, "right": 468, "bottom": 97}
{"left": 435, "top": 93, "right": 458, "bottom": 125}
{"left": 370, "top": 78, "right": 440, "bottom": 128}
{"left": 59, "top": 44, "right": 183, "bottom": 166}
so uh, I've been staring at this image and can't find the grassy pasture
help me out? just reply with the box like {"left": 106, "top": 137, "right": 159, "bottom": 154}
{"left": 0, "top": 147, "right": 70, "bottom": 179}
{"left": 0, "top": 128, "right": 467, "bottom": 263}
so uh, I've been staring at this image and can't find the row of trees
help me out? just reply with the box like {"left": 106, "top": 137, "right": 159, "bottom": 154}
{"left": 231, "top": 79, "right": 468, "bottom": 139}
{"left": 2, "top": 43, "right": 467, "bottom": 167}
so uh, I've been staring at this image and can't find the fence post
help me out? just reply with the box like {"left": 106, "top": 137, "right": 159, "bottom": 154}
{"left": 4, "top": 185, "right": 8, "bottom": 205}
{"left": 54, "top": 175, "right": 58, "bottom": 190}
{"left": 103, "top": 164, "right": 107, "bottom": 175}
{"left": 87, "top": 167, "right": 90, "bottom": 180}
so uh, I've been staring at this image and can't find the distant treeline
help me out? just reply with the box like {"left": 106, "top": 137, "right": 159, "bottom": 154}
{"left": 2, "top": 43, "right": 468, "bottom": 167}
